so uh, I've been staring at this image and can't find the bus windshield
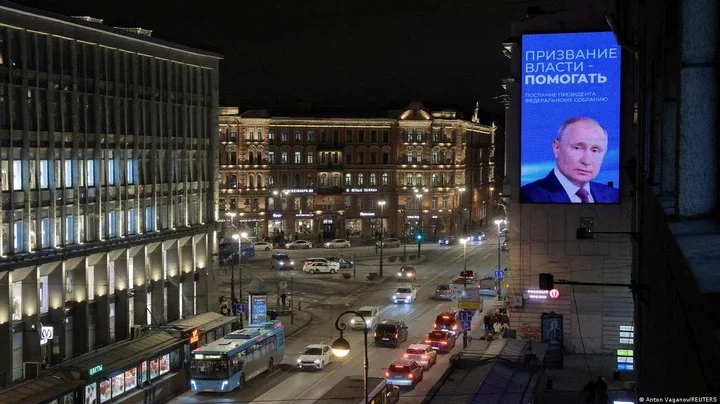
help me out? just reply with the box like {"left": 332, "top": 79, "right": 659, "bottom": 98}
{"left": 190, "top": 358, "right": 232, "bottom": 380}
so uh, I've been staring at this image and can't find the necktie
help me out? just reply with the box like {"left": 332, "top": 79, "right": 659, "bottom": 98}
{"left": 576, "top": 188, "right": 590, "bottom": 203}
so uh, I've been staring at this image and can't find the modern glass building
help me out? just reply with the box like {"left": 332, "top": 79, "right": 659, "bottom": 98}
{"left": 0, "top": 1, "right": 221, "bottom": 383}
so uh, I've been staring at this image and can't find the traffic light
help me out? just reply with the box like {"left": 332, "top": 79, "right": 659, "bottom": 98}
{"left": 416, "top": 233, "right": 422, "bottom": 241}
{"left": 539, "top": 273, "right": 554, "bottom": 290}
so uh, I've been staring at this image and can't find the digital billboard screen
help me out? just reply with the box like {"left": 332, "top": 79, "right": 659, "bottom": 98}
{"left": 520, "top": 32, "right": 621, "bottom": 204}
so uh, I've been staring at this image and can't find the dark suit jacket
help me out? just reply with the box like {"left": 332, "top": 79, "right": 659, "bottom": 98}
{"left": 520, "top": 170, "right": 619, "bottom": 203}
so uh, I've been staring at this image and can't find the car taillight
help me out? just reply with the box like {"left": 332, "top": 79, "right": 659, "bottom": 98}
{"left": 435, "top": 289, "right": 439, "bottom": 292}
{"left": 395, "top": 333, "right": 398, "bottom": 338}
{"left": 403, "top": 354, "right": 409, "bottom": 358}
{"left": 433, "top": 323, "right": 436, "bottom": 328}
{"left": 408, "top": 373, "right": 414, "bottom": 379}
{"left": 374, "top": 332, "right": 377, "bottom": 337}
{"left": 425, "top": 339, "right": 432, "bottom": 344}
{"left": 440, "top": 341, "right": 448, "bottom": 345}
{"left": 453, "top": 325, "right": 458, "bottom": 330}
{"left": 385, "top": 371, "right": 390, "bottom": 377}
{"left": 421, "top": 355, "right": 428, "bottom": 359}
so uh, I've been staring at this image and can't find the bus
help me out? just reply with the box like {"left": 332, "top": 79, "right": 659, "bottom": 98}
{"left": 219, "top": 237, "right": 256, "bottom": 263}
{"left": 314, "top": 376, "right": 399, "bottom": 404}
{"left": 189, "top": 320, "right": 285, "bottom": 393}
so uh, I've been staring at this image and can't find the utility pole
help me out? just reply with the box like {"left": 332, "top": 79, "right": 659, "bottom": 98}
{"left": 290, "top": 276, "right": 294, "bottom": 324}
{"left": 379, "top": 201, "right": 385, "bottom": 277}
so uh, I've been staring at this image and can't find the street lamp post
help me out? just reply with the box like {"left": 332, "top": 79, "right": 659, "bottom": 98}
{"left": 415, "top": 193, "right": 423, "bottom": 256}
{"left": 460, "top": 238, "right": 468, "bottom": 287}
{"left": 378, "top": 201, "right": 386, "bottom": 277}
{"left": 331, "top": 311, "right": 370, "bottom": 404}
{"left": 232, "top": 232, "right": 248, "bottom": 303}
{"left": 494, "top": 220, "right": 503, "bottom": 301}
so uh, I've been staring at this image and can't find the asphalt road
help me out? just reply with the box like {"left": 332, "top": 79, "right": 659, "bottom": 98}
{"left": 172, "top": 234, "right": 506, "bottom": 404}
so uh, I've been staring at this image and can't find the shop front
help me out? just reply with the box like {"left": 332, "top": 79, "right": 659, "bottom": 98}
{"left": 404, "top": 214, "right": 421, "bottom": 238}
{"left": 347, "top": 211, "right": 388, "bottom": 238}
{"left": 320, "top": 216, "right": 339, "bottom": 240}
{"left": 237, "top": 218, "right": 263, "bottom": 239}
{"left": 294, "top": 212, "right": 315, "bottom": 235}
{"left": 268, "top": 213, "right": 287, "bottom": 234}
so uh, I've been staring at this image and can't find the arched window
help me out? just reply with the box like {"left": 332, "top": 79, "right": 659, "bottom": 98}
{"left": 230, "top": 175, "right": 238, "bottom": 189}
{"left": 307, "top": 173, "right": 314, "bottom": 186}
{"left": 432, "top": 173, "right": 439, "bottom": 187}
{"left": 382, "top": 172, "right": 389, "bottom": 186}
{"left": 369, "top": 173, "right": 377, "bottom": 186}
{"left": 440, "top": 150, "right": 446, "bottom": 163}
{"left": 432, "top": 150, "right": 439, "bottom": 164}
{"left": 248, "top": 174, "right": 255, "bottom": 188}
{"left": 345, "top": 173, "right": 352, "bottom": 186}
{"left": 257, "top": 174, "right": 264, "bottom": 188}
{"left": 332, "top": 174, "right": 340, "bottom": 186}
{"left": 357, "top": 174, "right": 364, "bottom": 186}
{"left": 320, "top": 174, "right": 328, "bottom": 186}
{"left": 407, "top": 151, "right": 414, "bottom": 163}
{"left": 406, "top": 173, "right": 412, "bottom": 187}
{"left": 256, "top": 152, "right": 262, "bottom": 163}
{"left": 281, "top": 174, "right": 289, "bottom": 188}
{"left": 415, "top": 148, "right": 423, "bottom": 163}
{"left": 268, "top": 174, "right": 275, "bottom": 186}
{"left": 416, "top": 173, "right": 422, "bottom": 187}
{"left": 248, "top": 152, "right": 254, "bottom": 165}
{"left": 294, "top": 174, "right": 301, "bottom": 187}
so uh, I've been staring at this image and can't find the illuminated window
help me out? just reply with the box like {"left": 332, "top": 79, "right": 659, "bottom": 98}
{"left": 344, "top": 173, "right": 352, "bottom": 186}
{"left": 294, "top": 152, "right": 301, "bottom": 164}
{"left": 369, "top": 173, "right": 377, "bottom": 186}
{"left": 281, "top": 152, "right": 288, "bottom": 164}
{"left": 407, "top": 152, "right": 413, "bottom": 163}
{"left": 381, "top": 172, "right": 389, "bottom": 186}
{"left": 357, "top": 174, "right": 364, "bottom": 186}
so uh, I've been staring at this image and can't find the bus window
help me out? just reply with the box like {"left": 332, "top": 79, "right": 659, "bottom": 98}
{"left": 190, "top": 357, "right": 229, "bottom": 380}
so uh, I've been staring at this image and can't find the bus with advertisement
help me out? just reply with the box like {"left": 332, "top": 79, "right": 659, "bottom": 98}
{"left": 189, "top": 320, "right": 285, "bottom": 393}
{"left": 219, "top": 237, "right": 256, "bottom": 263}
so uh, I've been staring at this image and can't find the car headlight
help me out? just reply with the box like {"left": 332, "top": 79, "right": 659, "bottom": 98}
{"left": 297, "top": 358, "right": 302, "bottom": 363}
{"left": 397, "top": 272, "right": 402, "bottom": 276}
{"left": 290, "top": 261, "right": 294, "bottom": 265}
{"left": 314, "top": 359, "right": 321, "bottom": 363}
{"left": 366, "top": 319, "right": 372, "bottom": 325}
{"left": 279, "top": 261, "right": 284, "bottom": 265}
{"left": 351, "top": 319, "right": 356, "bottom": 324}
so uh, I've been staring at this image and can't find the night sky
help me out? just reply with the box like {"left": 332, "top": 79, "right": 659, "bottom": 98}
{"left": 17, "top": 0, "right": 564, "bottom": 119}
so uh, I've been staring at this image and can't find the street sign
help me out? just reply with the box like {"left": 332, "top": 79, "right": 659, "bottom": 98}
{"left": 461, "top": 320, "right": 471, "bottom": 331}
{"left": 458, "top": 310, "right": 474, "bottom": 322}
{"left": 235, "top": 303, "right": 245, "bottom": 313}
{"left": 458, "top": 288, "right": 482, "bottom": 310}
{"left": 494, "top": 270, "right": 504, "bottom": 279}
{"left": 458, "top": 300, "right": 482, "bottom": 310}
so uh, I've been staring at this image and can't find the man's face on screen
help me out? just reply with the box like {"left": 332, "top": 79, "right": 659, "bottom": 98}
{"left": 553, "top": 120, "right": 608, "bottom": 187}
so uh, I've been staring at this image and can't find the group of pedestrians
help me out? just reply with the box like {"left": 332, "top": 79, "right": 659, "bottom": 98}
{"left": 582, "top": 376, "right": 609, "bottom": 403}
{"left": 482, "top": 309, "right": 510, "bottom": 339}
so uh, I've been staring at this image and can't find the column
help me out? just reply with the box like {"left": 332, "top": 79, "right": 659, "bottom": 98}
{"left": 21, "top": 266, "right": 41, "bottom": 363}
{"left": 112, "top": 255, "right": 129, "bottom": 341}
{"left": 47, "top": 262, "right": 65, "bottom": 364}
{"left": 93, "top": 259, "right": 110, "bottom": 348}
{"left": 677, "top": 0, "right": 718, "bottom": 216}
{"left": 165, "top": 242, "right": 180, "bottom": 322}
{"left": 195, "top": 235, "right": 210, "bottom": 314}
{"left": 0, "top": 272, "right": 12, "bottom": 385}
{"left": 132, "top": 250, "right": 148, "bottom": 326}
{"left": 148, "top": 247, "right": 165, "bottom": 324}
{"left": 72, "top": 260, "right": 88, "bottom": 357}
{"left": 181, "top": 242, "right": 194, "bottom": 318}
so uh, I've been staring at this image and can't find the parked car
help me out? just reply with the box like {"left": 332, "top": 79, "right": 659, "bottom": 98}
{"left": 286, "top": 240, "right": 313, "bottom": 249}
{"left": 351, "top": 306, "right": 380, "bottom": 330}
{"left": 438, "top": 236, "right": 459, "bottom": 245}
{"left": 385, "top": 359, "right": 424, "bottom": 387}
{"left": 397, "top": 266, "right": 417, "bottom": 281}
{"left": 374, "top": 320, "right": 408, "bottom": 347}
{"left": 253, "top": 241, "right": 273, "bottom": 251}
{"left": 271, "top": 253, "right": 295, "bottom": 270}
{"left": 391, "top": 286, "right": 418, "bottom": 303}
{"left": 296, "top": 344, "right": 333, "bottom": 370}
{"left": 303, "top": 261, "right": 339, "bottom": 274}
{"left": 323, "top": 238, "right": 351, "bottom": 248}
{"left": 424, "top": 330, "right": 456, "bottom": 353}
{"left": 327, "top": 256, "right": 354, "bottom": 268}
{"left": 478, "top": 276, "right": 498, "bottom": 296}
{"left": 433, "top": 284, "right": 456, "bottom": 300}
{"left": 403, "top": 344, "right": 437, "bottom": 369}
{"left": 303, "top": 257, "right": 341, "bottom": 269}
{"left": 377, "top": 238, "right": 401, "bottom": 248}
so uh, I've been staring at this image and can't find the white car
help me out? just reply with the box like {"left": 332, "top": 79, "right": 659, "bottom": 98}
{"left": 297, "top": 344, "right": 334, "bottom": 370}
{"left": 303, "top": 258, "right": 341, "bottom": 272}
{"left": 286, "top": 240, "right": 313, "bottom": 249}
{"left": 403, "top": 344, "right": 437, "bottom": 369}
{"left": 392, "top": 286, "right": 418, "bottom": 303}
{"left": 303, "top": 261, "right": 339, "bottom": 274}
{"left": 351, "top": 306, "right": 380, "bottom": 330}
{"left": 253, "top": 241, "right": 273, "bottom": 251}
{"left": 324, "top": 239, "right": 351, "bottom": 248}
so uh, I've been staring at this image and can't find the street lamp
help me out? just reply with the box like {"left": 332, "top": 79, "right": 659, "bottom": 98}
{"left": 457, "top": 187, "right": 466, "bottom": 234}
{"left": 331, "top": 311, "right": 370, "bottom": 404}
{"left": 460, "top": 238, "right": 468, "bottom": 286}
{"left": 494, "top": 219, "right": 503, "bottom": 301}
{"left": 378, "top": 201, "right": 386, "bottom": 277}
{"left": 231, "top": 232, "right": 249, "bottom": 302}
{"left": 226, "top": 211, "right": 237, "bottom": 228}
{"left": 415, "top": 193, "right": 423, "bottom": 256}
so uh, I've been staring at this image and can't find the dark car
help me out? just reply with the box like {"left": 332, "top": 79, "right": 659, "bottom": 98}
{"left": 374, "top": 320, "right": 409, "bottom": 347}
{"left": 271, "top": 253, "right": 295, "bottom": 270}
{"left": 501, "top": 240, "right": 509, "bottom": 251}
{"left": 433, "top": 284, "right": 456, "bottom": 300}
{"left": 457, "top": 270, "right": 476, "bottom": 283}
{"left": 433, "top": 312, "right": 460, "bottom": 336}
{"left": 397, "top": 266, "right": 417, "bottom": 281}
{"left": 470, "top": 232, "right": 486, "bottom": 241}
{"left": 327, "top": 256, "right": 354, "bottom": 268}
{"left": 385, "top": 359, "right": 424, "bottom": 387}
{"left": 424, "top": 330, "right": 456, "bottom": 353}
{"left": 438, "top": 236, "right": 459, "bottom": 246}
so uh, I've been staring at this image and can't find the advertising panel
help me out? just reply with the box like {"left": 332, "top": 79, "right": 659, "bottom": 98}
{"left": 520, "top": 32, "right": 621, "bottom": 204}
{"left": 98, "top": 380, "right": 111, "bottom": 403}
{"left": 159, "top": 353, "right": 170, "bottom": 375}
{"left": 149, "top": 358, "right": 159, "bottom": 379}
{"left": 124, "top": 368, "right": 137, "bottom": 391}
{"left": 111, "top": 374, "right": 124, "bottom": 397}
{"left": 84, "top": 383, "right": 97, "bottom": 404}
{"left": 250, "top": 295, "right": 268, "bottom": 325}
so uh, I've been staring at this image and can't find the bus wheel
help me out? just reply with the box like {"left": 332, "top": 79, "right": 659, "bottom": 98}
{"left": 267, "top": 358, "right": 275, "bottom": 372}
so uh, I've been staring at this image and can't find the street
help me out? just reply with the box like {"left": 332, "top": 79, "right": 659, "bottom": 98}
{"left": 172, "top": 232, "right": 506, "bottom": 404}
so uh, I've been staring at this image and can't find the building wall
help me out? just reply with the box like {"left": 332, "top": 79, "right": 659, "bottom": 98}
{"left": 0, "top": 4, "right": 220, "bottom": 383}
{"left": 502, "top": 7, "right": 636, "bottom": 354}
{"left": 218, "top": 104, "right": 497, "bottom": 242}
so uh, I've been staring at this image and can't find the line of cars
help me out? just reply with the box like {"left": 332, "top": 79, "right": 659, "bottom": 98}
{"left": 270, "top": 253, "right": 354, "bottom": 273}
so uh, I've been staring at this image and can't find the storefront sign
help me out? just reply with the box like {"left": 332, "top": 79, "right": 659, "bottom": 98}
{"left": 284, "top": 188, "right": 315, "bottom": 194}
{"left": 89, "top": 364, "right": 104, "bottom": 376}
{"left": 238, "top": 219, "right": 259, "bottom": 223}
{"left": 406, "top": 215, "right": 419, "bottom": 219}
{"left": 189, "top": 329, "right": 200, "bottom": 344}
{"left": 250, "top": 295, "right": 268, "bottom": 325}
{"left": 359, "top": 212, "right": 375, "bottom": 217}
{"left": 296, "top": 213, "right": 313, "bottom": 218}
{"left": 323, "top": 219, "right": 334, "bottom": 224}
{"left": 345, "top": 188, "right": 378, "bottom": 193}
{"left": 272, "top": 213, "right": 282, "bottom": 219}
{"left": 431, "top": 215, "right": 438, "bottom": 219}
{"left": 40, "top": 326, "right": 53, "bottom": 345}
{"left": 525, "top": 289, "right": 560, "bottom": 300}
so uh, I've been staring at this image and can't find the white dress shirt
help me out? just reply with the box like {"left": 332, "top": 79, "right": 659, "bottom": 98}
{"left": 554, "top": 167, "right": 594, "bottom": 203}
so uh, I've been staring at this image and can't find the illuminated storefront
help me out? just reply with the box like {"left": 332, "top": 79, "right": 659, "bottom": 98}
{"left": 294, "top": 212, "right": 315, "bottom": 234}
{"left": 269, "top": 213, "right": 286, "bottom": 233}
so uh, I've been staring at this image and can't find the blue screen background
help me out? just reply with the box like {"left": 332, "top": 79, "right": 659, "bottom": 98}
{"left": 521, "top": 32, "right": 621, "bottom": 194}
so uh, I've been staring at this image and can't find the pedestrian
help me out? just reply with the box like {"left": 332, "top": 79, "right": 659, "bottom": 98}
{"left": 595, "top": 376, "right": 608, "bottom": 404}
{"left": 493, "top": 321, "right": 502, "bottom": 335}
{"left": 462, "top": 330, "right": 468, "bottom": 348}
{"left": 270, "top": 309, "right": 278, "bottom": 320}
{"left": 280, "top": 293, "right": 287, "bottom": 307}
{"left": 583, "top": 378, "right": 596, "bottom": 404}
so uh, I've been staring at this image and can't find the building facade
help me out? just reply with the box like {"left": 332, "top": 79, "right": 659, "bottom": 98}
{"left": 218, "top": 102, "right": 497, "bottom": 241}
{"left": 501, "top": 8, "right": 636, "bottom": 355}
{"left": 0, "top": 3, "right": 221, "bottom": 382}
